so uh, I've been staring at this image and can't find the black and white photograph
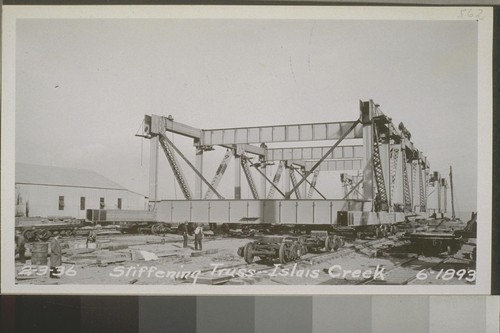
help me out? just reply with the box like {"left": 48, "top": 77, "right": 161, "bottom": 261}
{"left": 1, "top": 6, "right": 493, "bottom": 294}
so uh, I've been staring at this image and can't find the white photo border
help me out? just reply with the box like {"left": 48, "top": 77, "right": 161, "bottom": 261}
{"left": 1, "top": 5, "right": 493, "bottom": 295}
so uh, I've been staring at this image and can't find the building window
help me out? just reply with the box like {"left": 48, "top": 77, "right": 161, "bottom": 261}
{"left": 80, "top": 197, "right": 86, "bottom": 210}
{"left": 117, "top": 198, "right": 122, "bottom": 210}
{"left": 100, "top": 197, "right": 105, "bottom": 209}
{"left": 58, "top": 196, "right": 64, "bottom": 210}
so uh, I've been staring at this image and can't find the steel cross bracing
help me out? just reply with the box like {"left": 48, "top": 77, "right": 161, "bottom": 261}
{"left": 411, "top": 160, "right": 419, "bottom": 210}
{"left": 267, "top": 161, "right": 284, "bottom": 199}
{"left": 205, "top": 148, "right": 232, "bottom": 199}
{"left": 419, "top": 163, "right": 426, "bottom": 212}
{"left": 142, "top": 100, "right": 432, "bottom": 210}
{"left": 389, "top": 147, "right": 399, "bottom": 205}
{"left": 342, "top": 177, "right": 364, "bottom": 200}
{"left": 289, "top": 166, "right": 302, "bottom": 199}
{"left": 240, "top": 154, "right": 260, "bottom": 199}
{"left": 371, "top": 123, "right": 389, "bottom": 211}
{"left": 158, "top": 135, "right": 193, "bottom": 200}
{"left": 307, "top": 170, "right": 320, "bottom": 199}
{"left": 401, "top": 148, "right": 412, "bottom": 213}
{"left": 285, "top": 119, "right": 361, "bottom": 199}
{"left": 159, "top": 131, "right": 225, "bottom": 200}
{"left": 249, "top": 161, "right": 287, "bottom": 198}
{"left": 294, "top": 167, "right": 327, "bottom": 199}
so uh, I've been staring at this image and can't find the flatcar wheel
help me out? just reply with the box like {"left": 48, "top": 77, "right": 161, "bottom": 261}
{"left": 325, "top": 236, "right": 333, "bottom": 252}
{"left": 23, "top": 229, "right": 35, "bottom": 242}
{"left": 237, "top": 246, "right": 244, "bottom": 257}
{"left": 36, "top": 229, "right": 51, "bottom": 241}
{"left": 290, "top": 244, "right": 303, "bottom": 261}
{"left": 151, "top": 224, "right": 162, "bottom": 235}
{"left": 243, "top": 242, "right": 254, "bottom": 264}
{"left": 279, "top": 242, "right": 291, "bottom": 264}
{"left": 330, "top": 235, "right": 340, "bottom": 251}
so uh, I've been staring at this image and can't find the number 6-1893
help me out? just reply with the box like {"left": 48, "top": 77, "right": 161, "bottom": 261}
{"left": 416, "top": 268, "right": 476, "bottom": 282}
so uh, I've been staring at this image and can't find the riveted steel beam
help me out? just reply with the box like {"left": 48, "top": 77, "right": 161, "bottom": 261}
{"left": 201, "top": 121, "right": 363, "bottom": 145}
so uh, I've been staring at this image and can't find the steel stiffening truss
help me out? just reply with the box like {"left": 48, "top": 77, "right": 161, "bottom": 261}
{"left": 140, "top": 99, "right": 437, "bottom": 215}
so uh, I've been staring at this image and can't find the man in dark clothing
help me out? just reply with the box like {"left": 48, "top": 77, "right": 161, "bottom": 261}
{"left": 179, "top": 221, "right": 189, "bottom": 248}
{"left": 194, "top": 224, "right": 204, "bottom": 251}
{"left": 86, "top": 226, "right": 100, "bottom": 248}
{"left": 15, "top": 231, "right": 26, "bottom": 263}
{"left": 50, "top": 236, "right": 62, "bottom": 279}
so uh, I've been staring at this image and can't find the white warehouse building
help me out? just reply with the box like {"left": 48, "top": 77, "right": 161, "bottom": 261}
{"left": 15, "top": 163, "right": 147, "bottom": 220}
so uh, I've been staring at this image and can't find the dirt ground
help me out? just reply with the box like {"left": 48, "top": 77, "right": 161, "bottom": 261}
{"left": 15, "top": 233, "right": 476, "bottom": 286}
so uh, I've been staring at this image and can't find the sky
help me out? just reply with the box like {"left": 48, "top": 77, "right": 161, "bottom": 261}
{"left": 15, "top": 18, "right": 478, "bottom": 212}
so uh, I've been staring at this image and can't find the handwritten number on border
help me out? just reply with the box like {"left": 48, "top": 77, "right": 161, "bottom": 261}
{"left": 458, "top": 9, "right": 484, "bottom": 21}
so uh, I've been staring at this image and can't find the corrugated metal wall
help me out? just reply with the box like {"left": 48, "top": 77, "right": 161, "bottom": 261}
{"left": 15, "top": 184, "right": 147, "bottom": 219}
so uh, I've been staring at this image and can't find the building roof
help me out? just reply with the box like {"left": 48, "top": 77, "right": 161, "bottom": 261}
{"left": 16, "top": 163, "right": 127, "bottom": 190}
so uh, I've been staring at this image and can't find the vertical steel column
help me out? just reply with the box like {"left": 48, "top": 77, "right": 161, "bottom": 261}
{"left": 419, "top": 163, "right": 426, "bottom": 213}
{"left": 195, "top": 143, "right": 204, "bottom": 199}
{"left": 283, "top": 163, "right": 291, "bottom": 196}
{"left": 389, "top": 147, "right": 399, "bottom": 207}
{"left": 261, "top": 164, "right": 267, "bottom": 199}
{"left": 302, "top": 168, "right": 307, "bottom": 199}
{"left": 234, "top": 154, "right": 241, "bottom": 199}
{"left": 449, "top": 166, "right": 456, "bottom": 219}
{"left": 387, "top": 128, "right": 392, "bottom": 211}
{"left": 411, "top": 160, "right": 419, "bottom": 212}
{"left": 443, "top": 179, "right": 448, "bottom": 214}
{"left": 360, "top": 100, "right": 374, "bottom": 210}
{"left": 401, "top": 147, "right": 412, "bottom": 213}
{"left": 372, "top": 122, "right": 389, "bottom": 211}
{"left": 423, "top": 165, "right": 429, "bottom": 213}
{"left": 437, "top": 174, "right": 442, "bottom": 213}
{"left": 149, "top": 136, "right": 159, "bottom": 202}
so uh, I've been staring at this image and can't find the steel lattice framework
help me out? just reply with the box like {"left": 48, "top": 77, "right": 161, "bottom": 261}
{"left": 138, "top": 99, "right": 442, "bottom": 225}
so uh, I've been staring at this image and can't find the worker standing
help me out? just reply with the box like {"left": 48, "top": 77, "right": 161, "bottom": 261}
{"left": 49, "top": 235, "right": 62, "bottom": 279}
{"left": 179, "top": 221, "right": 189, "bottom": 248}
{"left": 15, "top": 231, "right": 26, "bottom": 263}
{"left": 86, "top": 226, "right": 98, "bottom": 248}
{"left": 194, "top": 224, "right": 204, "bottom": 251}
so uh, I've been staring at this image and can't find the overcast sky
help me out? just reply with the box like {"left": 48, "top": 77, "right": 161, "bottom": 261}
{"left": 15, "top": 18, "right": 478, "bottom": 212}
